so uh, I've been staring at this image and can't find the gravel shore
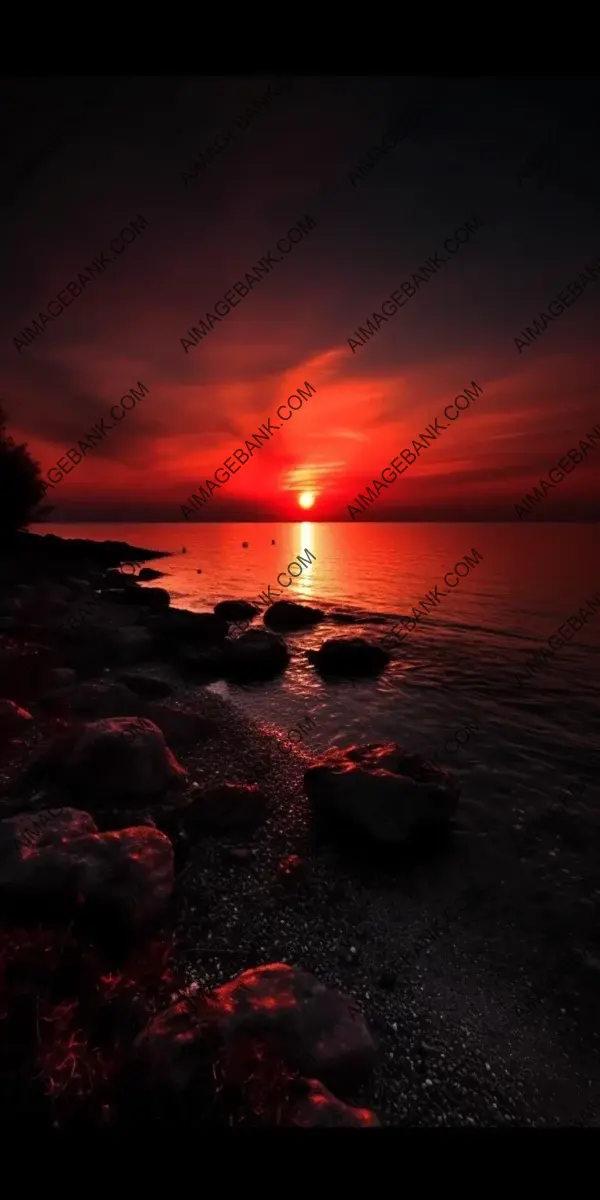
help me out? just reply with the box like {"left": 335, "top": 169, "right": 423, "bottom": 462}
{"left": 2, "top": 534, "right": 599, "bottom": 1127}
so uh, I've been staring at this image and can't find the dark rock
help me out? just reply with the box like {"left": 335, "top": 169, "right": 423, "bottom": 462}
{"left": 50, "top": 716, "right": 188, "bottom": 804}
{"left": 0, "top": 809, "right": 173, "bottom": 931}
{"left": 39, "top": 680, "right": 141, "bottom": 719}
{"left": 135, "top": 962, "right": 377, "bottom": 1088}
{"left": 138, "top": 567, "right": 165, "bottom": 581}
{"left": 72, "top": 825, "right": 174, "bottom": 930}
{"left": 307, "top": 637, "right": 390, "bottom": 678}
{"left": 176, "top": 645, "right": 225, "bottom": 681}
{"left": 288, "top": 1079, "right": 380, "bottom": 1127}
{"left": 189, "top": 782, "right": 268, "bottom": 832}
{"left": 304, "top": 742, "right": 460, "bottom": 847}
{"left": 214, "top": 600, "right": 260, "bottom": 621}
{"left": 330, "top": 612, "right": 359, "bottom": 624}
{"left": 119, "top": 586, "right": 171, "bottom": 610}
{"left": 264, "top": 600, "right": 324, "bottom": 633}
{"left": 224, "top": 630, "right": 289, "bottom": 682}
{"left": 118, "top": 673, "right": 174, "bottom": 699}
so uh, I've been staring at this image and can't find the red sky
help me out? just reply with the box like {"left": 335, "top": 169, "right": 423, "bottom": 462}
{"left": 2, "top": 74, "right": 600, "bottom": 521}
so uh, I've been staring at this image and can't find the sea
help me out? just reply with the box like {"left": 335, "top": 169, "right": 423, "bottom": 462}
{"left": 38, "top": 521, "right": 600, "bottom": 814}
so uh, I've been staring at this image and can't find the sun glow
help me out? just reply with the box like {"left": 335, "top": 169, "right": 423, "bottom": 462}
{"left": 298, "top": 491, "right": 315, "bottom": 509}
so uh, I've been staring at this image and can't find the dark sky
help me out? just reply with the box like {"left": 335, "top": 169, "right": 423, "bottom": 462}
{"left": 1, "top": 74, "right": 599, "bottom": 522}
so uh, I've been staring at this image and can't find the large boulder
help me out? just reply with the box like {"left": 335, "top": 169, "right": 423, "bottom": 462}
{"left": 50, "top": 716, "right": 188, "bottom": 804}
{"left": 135, "top": 963, "right": 377, "bottom": 1089}
{"left": 223, "top": 630, "right": 289, "bottom": 682}
{"left": 72, "top": 826, "right": 174, "bottom": 930}
{"left": 264, "top": 601, "right": 324, "bottom": 633}
{"left": 307, "top": 637, "right": 390, "bottom": 678}
{"left": 214, "top": 600, "right": 260, "bottom": 622}
{"left": 39, "top": 680, "right": 141, "bottom": 719}
{"left": 0, "top": 808, "right": 173, "bottom": 930}
{"left": 304, "top": 743, "right": 460, "bottom": 847}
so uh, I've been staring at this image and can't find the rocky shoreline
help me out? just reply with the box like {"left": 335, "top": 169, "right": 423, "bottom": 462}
{"left": 1, "top": 531, "right": 599, "bottom": 1129}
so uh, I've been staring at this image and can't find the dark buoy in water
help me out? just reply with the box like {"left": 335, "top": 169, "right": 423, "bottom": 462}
{"left": 242, "top": 541, "right": 249, "bottom": 548}
{"left": 182, "top": 547, "right": 187, "bottom": 553}
{"left": 196, "top": 568, "right": 202, "bottom": 573}
{"left": 271, "top": 539, "right": 276, "bottom": 544}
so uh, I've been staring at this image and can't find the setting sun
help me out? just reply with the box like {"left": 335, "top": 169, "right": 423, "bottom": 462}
{"left": 298, "top": 491, "right": 315, "bottom": 509}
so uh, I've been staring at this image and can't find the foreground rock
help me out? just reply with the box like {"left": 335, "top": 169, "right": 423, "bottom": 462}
{"left": 136, "top": 963, "right": 377, "bottom": 1087}
{"left": 39, "top": 679, "right": 141, "bottom": 719}
{"left": 214, "top": 600, "right": 260, "bottom": 621}
{"left": 188, "top": 782, "right": 268, "bottom": 832}
{"left": 0, "top": 807, "right": 174, "bottom": 931}
{"left": 289, "top": 1079, "right": 380, "bottom": 1127}
{"left": 264, "top": 600, "right": 324, "bottom": 632}
{"left": 224, "top": 630, "right": 289, "bottom": 681}
{"left": 307, "top": 637, "right": 390, "bottom": 678}
{"left": 304, "top": 742, "right": 460, "bottom": 847}
{"left": 36, "top": 716, "right": 188, "bottom": 805}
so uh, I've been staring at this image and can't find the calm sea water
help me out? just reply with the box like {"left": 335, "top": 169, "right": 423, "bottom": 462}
{"left": 40, "top": 521, "right": 600, "bottom": 809}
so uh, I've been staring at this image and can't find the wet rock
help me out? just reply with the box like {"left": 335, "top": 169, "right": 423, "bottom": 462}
{"left": 118, "top": 673, "right": 174, "bottom": 699}
{"left": 73, "top": 826, "right": 174, "bottom": 930}
{"left": 135, "top": 963, "right": 377, "bottom": 1089}
{"left": 288, "top": 1079, "right": 380, "bottom": 1127}
{"left": 214, "top": 600, "right": 260, "bottom": 622}
{"left": 121, "top": 586, "right": 171, "bottom": 609}
{"left": 138, "top": 567, "right": 164, "bottom": 581}
{"left": 304, "top": 742, "right": 460, "bottom": 847}
{"left": 190, "top": 782, "right": 268, "bottom": 832}
{"left": 176, "top": 645, "right": 225, "bottom": 681}
{"left": 0, "top": 698, "right": 33, "bottom": 737}
{"left": 264, "top": 600, "right": 324, "bottom": 633}
{"left": 54, "top": 716, "right": 188, "bottom": 804}
{"left": 0, "top": 807, "right": 98, "bottom": 914}
{"left": 224, "top": 630, "right": 289, "bottom": 682}
{"left": 330, "top": 611, "right": 359, "bottom": 624}
{"left": 106, "top": 626, "right": 155, "bottom": 665}
{"left": 0, "top": 806, "right": 97, "bottom": 856}
{"left": 307, "top": 637, "right": 390, "bottom": 678}
{"left": 0, "top": 810, "right": 173, "bottom": 931}
{"left": 39, "top": 680, "right": 141, "bottom": 719}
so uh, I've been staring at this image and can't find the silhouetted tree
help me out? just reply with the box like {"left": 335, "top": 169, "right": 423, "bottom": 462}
{"left": 0, "top": 404, "right": 52, "bottom": 535}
